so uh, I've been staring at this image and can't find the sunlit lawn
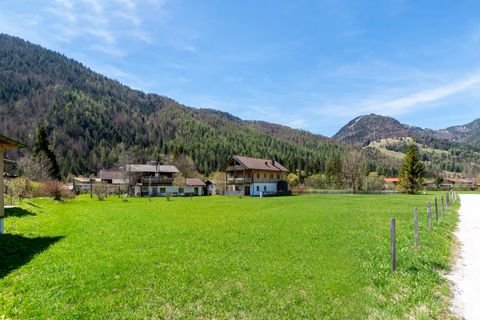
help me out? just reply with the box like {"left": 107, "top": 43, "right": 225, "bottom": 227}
{"left": 0, "top": 194, "right": 458, "bottom": 319}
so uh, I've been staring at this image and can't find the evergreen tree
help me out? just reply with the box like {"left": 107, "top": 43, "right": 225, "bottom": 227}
{"left": 33, "top": 126, "right": 61, "bottom": 180}
{"left": 399, "top": 143, "right": 425, "bottom": 194}
{"left": 326, "top": 154, "right": 342, "bottom": 188}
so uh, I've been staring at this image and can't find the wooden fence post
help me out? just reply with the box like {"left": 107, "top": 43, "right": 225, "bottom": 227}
{"left": 446, "top": 192, "right": 449, "bottom": 211}
{"left": 427, "top": 201, "right": 432, "bottom": 231}
{"left": 391, "top": 218, "right": 396, "bottom": 271}
{"left": 414, "top": 208, "right": 419, "bottom": 247}
{"left": 441, "top": 196, "right": 445, "bottom": 216}
{"left": 434, "top": 197, "right": 438, "bottom": 222}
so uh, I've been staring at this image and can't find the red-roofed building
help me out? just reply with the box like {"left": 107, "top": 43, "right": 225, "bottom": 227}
{"left": 444, "top": 177, "right": 477, "bottom": 189}
{"left": 384, "top": 177, "right": 400, "bottom": 190}
{"left": 222, "top": 155, "right": 289, "bottom": 196}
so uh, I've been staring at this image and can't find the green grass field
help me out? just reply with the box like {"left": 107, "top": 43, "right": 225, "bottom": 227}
{"left": 0, "top": 194, "right": 458, "bottom": 319}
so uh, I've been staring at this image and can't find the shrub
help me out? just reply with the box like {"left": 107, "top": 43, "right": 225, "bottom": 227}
{"left": 5, "top": 177, "right": 32, "bottom": 202}
{"left": 93, "top": 184, "right": 107, "bottom": 201}
{"left": 42, "top": 180, "right": 71, "bottom": 201}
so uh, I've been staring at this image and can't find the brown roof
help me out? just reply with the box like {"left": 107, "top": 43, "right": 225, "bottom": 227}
{"left": 229, "top": 155, "right": 289, "bottom": 172}
{"left": 384, "top": 178, "right": 400, "bottom": 183}
{"left": 126, "top": 164, "right": 179, "bottom": 173}
{"left": 0, "top": 135, "right": 26, "bottom": 149}
{"left": 99, "top": 170, "right": 124, "bottom": 180}
{"left": 444, "top": 177, "right": 475, "bottom": 184}
{"left": 186, "top": 178, "right": 206, "bottom": 186}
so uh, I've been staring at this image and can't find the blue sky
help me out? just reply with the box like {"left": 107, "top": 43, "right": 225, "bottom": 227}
{"left": 2, "top": 1, "right": 480, "bottom": 136}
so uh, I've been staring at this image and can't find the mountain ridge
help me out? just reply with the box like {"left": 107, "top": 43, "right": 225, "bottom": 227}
{"left": 1, "top": 33, "right": 479, "bottom": 178}
{"left": 0, "top": 33, "right": 343, "bottom": 177}
{"left": 332, "top": 113, "right": 480, "bottom": 148}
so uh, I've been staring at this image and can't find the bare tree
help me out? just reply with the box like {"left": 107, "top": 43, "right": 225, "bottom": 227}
{"left": 172, "top": 172, "right": 186, "bottom": 188}
{"left": 116, "top": 144, "right": 134, "bottom": 194}
{"left": 342, "top": 150, "right": 365, "bottom": 193}
{"left": 17, "top": 153, "right": 52, "bottom": 181}
{"left": 173, "top": 154, "right": 199, "bottom": 178}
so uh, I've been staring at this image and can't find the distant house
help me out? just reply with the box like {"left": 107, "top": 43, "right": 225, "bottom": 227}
{"left": 72, "top": 177, "right": 100, "bottom": 193}
{"left": 72, "top": 177, "right": 90, "bottom": 192}
{"left": 96, "top": 163, "right": 209, "bottom": 197}
{"left": 99, "top": 169, "right": 124, "bottom": 184}
{"left": 185, "top": 178, "right": 206, "bottom": 196}
{"left": 222, "top": 155, "right": 289, "bottom": 196}
{"left": 444, "top": 177, "right": 477, "bottom": 189}
{"left": 126, "top": 164, "right": 180, "bottom": 196}
{"left": 98, "top": 169, "right": 126, "bottom": 194}
{"left": 383, "top": 177, "right": 400, "bottom": 190}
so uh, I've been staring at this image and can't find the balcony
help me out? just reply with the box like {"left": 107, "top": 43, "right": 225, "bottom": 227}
{"left": 140, "top": 177, "right": 174, "bottom": 185}
{"left": 226, "top": 177, "right": 252, "bottom": 184}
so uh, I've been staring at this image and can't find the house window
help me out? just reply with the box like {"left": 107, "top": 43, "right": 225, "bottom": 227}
{"left": 270, "top": 174, "right": 273, "bottom": 179}
{"left": 160, "top": 187, "right": 166, "bottom": 193}
{"left": 263, "top": 186, "right": 267, "bottom": 191}
{"left": 256, "top": 186, "right": 259, "bottom": 191}
{"left": 257, "top": 173, "right": 259, "bottom": 179}
{"left": 277, "top": 174, "right": 280, "bottom": 179}
{"left": 179, "top": 188, "right": 184, "bottom": 193}
{"left": 264, "top": 173, "right": 266, "bottom": 178}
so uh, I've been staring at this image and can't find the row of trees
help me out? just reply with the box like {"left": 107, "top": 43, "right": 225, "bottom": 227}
{"left": 283, "top": 143, "right": 426, "bottom": 194}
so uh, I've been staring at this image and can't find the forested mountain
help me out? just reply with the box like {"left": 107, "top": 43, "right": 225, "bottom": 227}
{"left": 444, "top": 119, "right": 480, "bottom": 146}
{"left": 333, "top": 114, "right": 480, "bottom": 176}
{"left": 2, "top": 33, "right": 479, "bottom": 179}
{"left": 333, "top": 114, "right": 414, "bottom": 147}
{"left": 333, "top": 114, "right": 480, "bottom": 148}
{"left": 0, "top": 34, "right": 349, "bottom": 177}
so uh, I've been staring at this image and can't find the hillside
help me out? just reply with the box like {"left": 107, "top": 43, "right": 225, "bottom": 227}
{"left": 333, "top": 113, "right": 480, "bottom": 148}
{"left": 0, "top": 34, "right": 347, "bottom": 177}
{"left": 332, "top": 114, "right": 415, "bottom": 147}
{"left": 333, "top": 114, "right": 480, "bottom": 175}
{"left": 445, "top": 119, "right": 480, "bottom": 146}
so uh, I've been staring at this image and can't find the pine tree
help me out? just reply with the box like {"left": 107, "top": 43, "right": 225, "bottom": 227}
{"left": 33, "top": 126, "right": 61, "bottom": 180}
{"left": 399, "top": 143, "right": 425, "bottom": 194}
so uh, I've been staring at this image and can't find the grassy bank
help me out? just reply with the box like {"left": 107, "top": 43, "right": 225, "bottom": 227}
{"left": 0, "top": 194, "right": 458, "bottom": 319}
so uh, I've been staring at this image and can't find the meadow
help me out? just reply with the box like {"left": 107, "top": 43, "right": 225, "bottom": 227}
{"left": 0, "top": 194, "right": 458, "bottom": 319}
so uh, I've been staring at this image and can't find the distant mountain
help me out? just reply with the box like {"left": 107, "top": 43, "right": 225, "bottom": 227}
{"left": 332, "top": 114, "right": 480, "bottom": 175}
{"left": 444, "top": 119, "right": 480, "bottom": 146}
{"left": 332, "top": 113, "right": 480, "bottom": 149}
{"left": 0, "top": 34, "right": 346, "bottom": 177}
{"left": 332, "top": 114, "right": 415, "bottom": 147}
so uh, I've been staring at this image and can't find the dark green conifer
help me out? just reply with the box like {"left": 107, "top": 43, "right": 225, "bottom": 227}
{"left": 399, "top": 143, "right": 425, "bottom": 194}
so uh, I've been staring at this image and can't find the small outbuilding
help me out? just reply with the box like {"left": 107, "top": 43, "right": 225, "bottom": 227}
{"left": 185, "top": 178, "right": 206, "bottom": 196}
{"left": 1, "top": 134, "right": 26, "bottom": 234}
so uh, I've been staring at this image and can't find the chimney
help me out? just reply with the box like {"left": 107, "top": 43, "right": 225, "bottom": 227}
{"left": 272, "top": 158, "right": 276, "bottom": 166}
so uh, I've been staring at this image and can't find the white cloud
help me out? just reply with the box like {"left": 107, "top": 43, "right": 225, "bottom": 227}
{"left": 378, "top": 74, "right": 480, "bottom": 113}
{"left": 43, "top": 0, "right": 156, "bottom": 56}
{"left": 310, "top": 72, "right": 480, "bottom": 120}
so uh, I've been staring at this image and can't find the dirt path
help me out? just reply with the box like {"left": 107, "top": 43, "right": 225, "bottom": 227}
{"left": 448, "top": 194, "right": 480, "bottom": 319}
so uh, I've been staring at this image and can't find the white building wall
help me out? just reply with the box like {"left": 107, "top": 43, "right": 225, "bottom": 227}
{"left": 134, "top": 185, "right": 141, "bottom": 196}
{"left": 183, "top": 186, "right": 204, "bottom": 196}
{"left": 250, "top": 183, "right": 277, "bottom": 196}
